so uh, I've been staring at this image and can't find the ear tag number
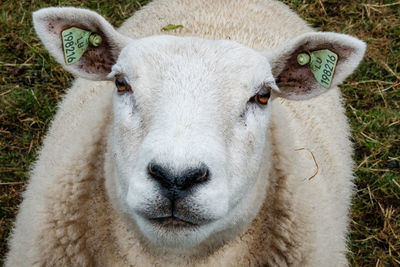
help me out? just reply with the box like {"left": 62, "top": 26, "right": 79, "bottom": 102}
{"left": 309, "top": 49, "right": 338, "bottom": 89}
{"left": 62, "top": 27, "right": 90, "bottom": 65}
{"left": 62, "top": 27, "right": 102, "bottom": 65}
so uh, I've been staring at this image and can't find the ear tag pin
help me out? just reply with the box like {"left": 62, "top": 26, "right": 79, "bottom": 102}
{"left": 297, "top": 53, "right": 310, "bottom": 65}
{"left": 89, "top": 33, "right": 102, "bottom": 47}
{"left": 62, "top": 27, "right": 102, "bottom": 65}
{"left": 297, "top": 49, "right": 338, "bottom": 89}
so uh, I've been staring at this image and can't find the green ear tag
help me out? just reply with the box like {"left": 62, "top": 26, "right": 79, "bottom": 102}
{"left": 309, "top": 49, "right": 338, "bottom": 88}
{"left": 62, "top": 27, "right": 91, "bottom": 65}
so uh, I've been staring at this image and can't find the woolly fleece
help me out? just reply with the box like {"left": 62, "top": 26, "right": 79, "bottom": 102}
{"left": 6, "top": 0, "right": 362, "bottom": 266}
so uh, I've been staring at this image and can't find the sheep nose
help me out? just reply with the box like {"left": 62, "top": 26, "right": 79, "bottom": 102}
{"left": 147, "top": 162, "right": 210, "bottom": 199}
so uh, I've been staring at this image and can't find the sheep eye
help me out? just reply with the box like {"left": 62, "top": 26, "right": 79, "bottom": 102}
{"left": 255, "top": 92, "right": 270, "bottom": 105}
{"left": 115, "top": 76, "right": 132, "bottom": 93}
{"left": 249, "top": 85, "right": 271, "bottom": 106}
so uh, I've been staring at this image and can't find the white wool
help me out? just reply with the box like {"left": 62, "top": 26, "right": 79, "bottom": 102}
{"left": 6, "top": 0, "right": 365, "bottom": 266}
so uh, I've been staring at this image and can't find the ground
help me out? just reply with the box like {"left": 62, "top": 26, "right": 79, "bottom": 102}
{"left": 0, "top": 0, "right": 399, "bottom": 265}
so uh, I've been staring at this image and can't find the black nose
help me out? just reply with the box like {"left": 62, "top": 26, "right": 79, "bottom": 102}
{"left": 147, "top": 162, "right": 210, "bottom": 199}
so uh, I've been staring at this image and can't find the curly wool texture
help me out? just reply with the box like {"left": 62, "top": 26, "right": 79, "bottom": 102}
{"left": 6, "top": 0, "right": 354, "bottom": 266}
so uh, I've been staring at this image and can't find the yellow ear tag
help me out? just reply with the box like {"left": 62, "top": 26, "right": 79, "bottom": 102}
{"left": 61, "top": 27, "right": 102, "bottom": 65}
{"left": 297, "top": 50, "right": 338, "bottom": 89}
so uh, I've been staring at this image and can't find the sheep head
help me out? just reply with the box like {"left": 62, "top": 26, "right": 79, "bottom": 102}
{"left": 33, "top": 7, "right": 365, "bottom": 251}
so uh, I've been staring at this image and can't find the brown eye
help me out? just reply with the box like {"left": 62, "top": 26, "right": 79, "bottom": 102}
{"left": 255, "top": 91, "right": 270, "bottom": 105}
{"left": 115, "top": 76, "right": 132, "bottom": 93}
{"left": 249, "top": 84, "right": 272, "bottom": 106}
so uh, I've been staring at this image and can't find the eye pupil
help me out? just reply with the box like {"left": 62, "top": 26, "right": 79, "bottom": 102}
{"left": 115, "top": 76, "right": 131, "bottom": 93}
{"left": 255, "top": 92, "right": 270, "bottom": 105}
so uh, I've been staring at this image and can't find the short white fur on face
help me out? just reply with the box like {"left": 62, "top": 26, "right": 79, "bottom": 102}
{"left": 108, "top": 36, "right": 275, "bottom": 248}
{"left": 31, "top": 6, "right": 366, "bottom": 251}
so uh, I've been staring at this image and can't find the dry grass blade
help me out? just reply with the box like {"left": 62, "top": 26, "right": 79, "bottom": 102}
{"left": 295, "top": 148, "right": 319, "bottom": 180}
{"left": 0, "top": 182, "right": 26, "bottom": 186}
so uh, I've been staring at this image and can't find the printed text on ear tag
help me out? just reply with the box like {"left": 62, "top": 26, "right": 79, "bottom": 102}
{"left": 62, "top": 27, "right": 91, "bottom": 65}
{"left": 309, "top": 49, "right": 338, "bottom": 89}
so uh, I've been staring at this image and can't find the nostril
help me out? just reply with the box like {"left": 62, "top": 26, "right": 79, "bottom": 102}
{"left": 179, "top": 166, "right": 210, "bottom": 189}
{"left": 147, "top": 162, "right": 172, "bottom": 189}
{"left": 147, "top": 161, "right": 210, "bottom": 191}
{"left": 192, "top": 167, "right": 210, "bottom": 183}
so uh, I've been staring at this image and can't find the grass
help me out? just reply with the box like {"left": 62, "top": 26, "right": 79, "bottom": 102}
{"left": 0, "top": 0, "right": 399, "bottom": 265}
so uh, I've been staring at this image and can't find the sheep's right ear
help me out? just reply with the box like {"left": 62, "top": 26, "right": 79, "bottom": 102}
{"left": 33, "top": 7, "right": 130, "bottom": 80}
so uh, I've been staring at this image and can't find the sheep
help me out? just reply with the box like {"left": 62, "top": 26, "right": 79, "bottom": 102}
{"left": 5, "top": 0, "right": 366, "bottom": 266}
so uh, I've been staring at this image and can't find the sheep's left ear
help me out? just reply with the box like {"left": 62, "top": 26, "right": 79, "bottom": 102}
{"left": 33, "top": 7, "right": 130, "bottom": 80}
{"left": 265, "top": 32, "right": 366, "bottom": 100}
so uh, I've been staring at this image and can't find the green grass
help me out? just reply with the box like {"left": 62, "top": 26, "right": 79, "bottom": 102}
{"left": 1, "top": 0, "right": 399, "bottom": 265}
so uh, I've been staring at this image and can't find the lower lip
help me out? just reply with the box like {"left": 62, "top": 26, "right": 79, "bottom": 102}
{"left": 149, "top": 217, "right": 197, "bottom": 228}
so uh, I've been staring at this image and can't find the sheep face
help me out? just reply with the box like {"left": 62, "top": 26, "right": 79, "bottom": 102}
{"left": 108, "top": 35, "right": 275, "bottom": 248}
{"left": 33, "top": 7, "right": 365, "bottom": 252}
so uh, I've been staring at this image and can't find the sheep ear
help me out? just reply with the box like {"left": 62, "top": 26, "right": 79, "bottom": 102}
{"left": 33, "top": 7, "right": 129, "bottom": 80}
{"left": 265, "top": 32, "right": 366, "bottom": 100}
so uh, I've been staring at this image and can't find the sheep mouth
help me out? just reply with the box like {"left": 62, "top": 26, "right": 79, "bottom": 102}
{"left": 149, "top": 216, "right": 198, "bottom": 228}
